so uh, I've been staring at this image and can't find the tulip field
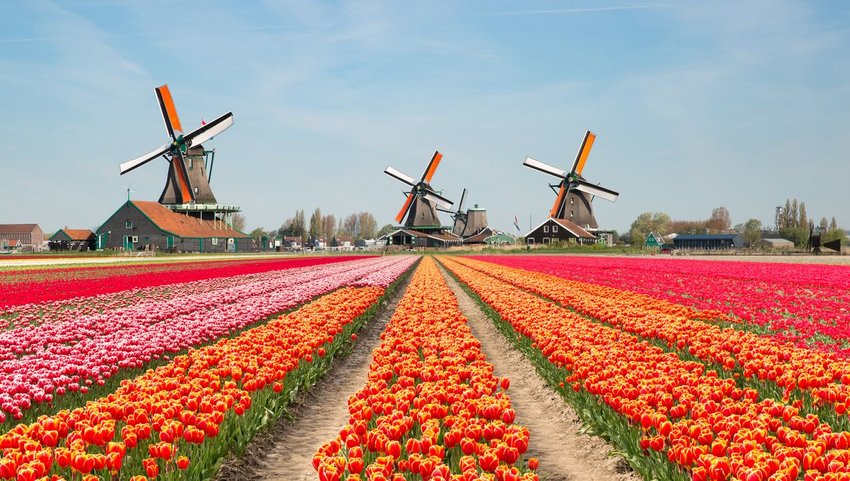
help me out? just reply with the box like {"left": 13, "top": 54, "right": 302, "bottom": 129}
{"left": 2, "top": 253, "right": 850, "bottom": 481}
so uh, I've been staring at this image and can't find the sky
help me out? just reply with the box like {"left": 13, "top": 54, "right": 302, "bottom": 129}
{"left": 1, "top": 0, "right": 849, "bottom": 236}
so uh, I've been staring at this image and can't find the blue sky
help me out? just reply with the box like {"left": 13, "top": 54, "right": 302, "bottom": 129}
{"left": 1, "top": 1, "right": 848, "bottom": 235}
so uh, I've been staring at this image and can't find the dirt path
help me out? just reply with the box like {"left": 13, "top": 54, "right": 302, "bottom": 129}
{"left": 439, "top": 265, "right": 640, "bottom": 481}
{"left": 215, "top": 273, "right": 414, "bottom": 481}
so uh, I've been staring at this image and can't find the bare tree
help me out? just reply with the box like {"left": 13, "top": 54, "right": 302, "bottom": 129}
{"left": 322, "top": 214, "right": 336, "bottom": 242}
{"left": 341, "top": 214, "right": 359, "bottom": 238}
{"left": 358, "top": 212, "right": 378, "bottom": 239}
{"left": 231, "top": 213, "right": 246, "bottom": 231}
{"left": 706, "top": 207, "right": 731, "bottom": 232}
{"left": 309, "top": 208, "right": 322, "bottom": 240}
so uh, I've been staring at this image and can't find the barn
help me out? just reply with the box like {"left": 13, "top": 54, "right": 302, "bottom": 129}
{"left": 0, "top": 224, "right": 45, "bottom": 252}
{"left": 524, "top": 218, "right": 596, "bottom": 246}
{"left": 96, "top": 200, "right": 249, "bottom": 252}
{"left": 49, "top": 229, "right": 96, "bottom": 251}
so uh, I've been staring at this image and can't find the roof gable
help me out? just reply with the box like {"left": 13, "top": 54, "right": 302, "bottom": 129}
{"left": 53, "top": 229, "right": 95, "bottom": 241}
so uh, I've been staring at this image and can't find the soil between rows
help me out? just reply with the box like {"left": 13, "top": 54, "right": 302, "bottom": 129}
{"left": 438, "top": 264, "right": 639, "bottom": 481}
{"left": 214, "top": 271, "right": 414, "bottom": 481}
{"left": 217, "top": 259, "right": 639, "bottom": 481}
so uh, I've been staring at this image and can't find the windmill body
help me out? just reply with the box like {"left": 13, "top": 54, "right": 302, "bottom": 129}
{"left": 159, "top": 145, "right": 217, "bottom": 205}
{"left": 523, "top": 130, "right": 619, "bottom": 234}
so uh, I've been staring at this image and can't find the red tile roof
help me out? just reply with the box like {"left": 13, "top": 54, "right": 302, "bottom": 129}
{"left": 58, "top": 229, "right": 95, "bottom": 241}
{"left": 131, "top": 201, "right": 248, "bottom": 238}
{"left": 0, "top": 224, "right": 39, "bottom": 235}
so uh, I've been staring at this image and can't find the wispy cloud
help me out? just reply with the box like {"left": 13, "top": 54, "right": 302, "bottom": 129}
{"left": 480, "top": 4, "right": 669, "bottom": 16}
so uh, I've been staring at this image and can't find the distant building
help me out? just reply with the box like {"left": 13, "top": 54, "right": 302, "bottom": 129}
{"left": 282, "top": 236, "right": 303, "bottom": 250}
{"left": 645, "top": 232, "right": 663, "bottom": 249}
{"left": 96, "top": 200, "right": 249, "bottom": 252}
{"left": 484, "top": 232, "right": 516, "bottom": 245}
{"left": 754, "top": 238, "right": 794, "bottom": 250}
{"left": 673, "top": 234, "right": 744, "bottom": 251}
{"left": 524, "top": 218, "right": 596, "bottom": 246}
{"left": 49, "top": 228, "right": 96, "bottom": 251}
{"left": 0, "top": 224, "right": 45, "bottom": 252}
{"left": 381, "top": 228, "right": 462, "bottom": 248}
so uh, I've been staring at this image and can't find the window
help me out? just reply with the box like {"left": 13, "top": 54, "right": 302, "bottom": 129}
{"left": 570, "top": 197, "right": 575, "bottom": 204}
{"left": 543, "top": 225, "right": 549, "bottom": 233}
{"left": 211, "top": 238, "right": 219, "bottom": 245}
{"left": 125, "top": 220, "right": 133, "bottom": 229}
{"left": 131, "top": 236, "right": 138, "bottom": 243}
{"left": 552, "top": 225, "right": 558, "bottom": 233}
{"left": 570, "top": 210, "right": 574, "bottom": 217}
{"left": 188, "top": 158, "right": 193, "bottom": 169}
{"left": 194, "top": 187, "right": 199, "bottom": 194}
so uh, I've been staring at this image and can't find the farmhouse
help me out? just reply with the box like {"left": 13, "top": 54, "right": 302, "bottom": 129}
{"left": 524, "top": 218, "right": 596, "bottom": 246}
{"left": 754, "top": 238, "right": 795, "bottom": 250}
{"left": 381, "top": 228, "right": 462, "bottom": 248}
{"left": 673, "top": 234, "right": 744, "bottom": 251}
{"left": 0, "top": 224, "right": 45, "bottom": 252}
{"left": 49, "top": 228, "right": 96, "bottom": 251}
{"left": 96, "top": 200, "right": 249, "bottom": 252}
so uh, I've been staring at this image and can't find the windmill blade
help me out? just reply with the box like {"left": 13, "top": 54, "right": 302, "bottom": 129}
{"left": 172, "top": 148, "right": 195, "bottom": 203}
{"left": 384, "top": 166, "right": 417, "bottom": 186}
{"left": 119, "top": 142, "right": 172, "bottom": 175}
{"left": 155, "top": 84, "right": 183, "bottom": 140}
{"left": 573, "top": 179, "right": 619, "bottom": 202}
{"left": 422, "top": 192, "right": 453, "bottom": 210}
{"left": 395, "top": 192, "right": 415, "bottom": 224}
{"left": 570, "top": 130, "right": 596, "bottom": 176}
{"left": 436, "top": 206, "right": 454, "bottom": 213}
{"left": 550, "top": 184, "right": 567, "bottom": 218}
{"left": 184, "top": 112, "right": 234, "bottom": 147}
{"left": 523, "top": 157, "right": 567, "bottom": 179}
{"left": 422, "top": 151, "right": 443, "bottom": 183}
{"left": 458, "top": 188, "right": 467, "bottom": 213}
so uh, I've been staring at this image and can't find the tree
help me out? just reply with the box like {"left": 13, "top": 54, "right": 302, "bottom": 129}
{"left": 231, "top": 213, "right": 246, "bottom": 232}
{"left": 741, "top": 218, "right": 762, "bottom": 245}
{"left": 249, "top": 227, "right": 266, "bottom": 250}
{"left": 358, "top": 212, "right": 378, "bottom": 239}
{"left": 322, "top": 214, "right": 336, "bottom": 242}
{"left": 823, "top": 217, "right": 847, "bottom": 244}
{"left": 706, "top": 207, "right": 731, "bottom": 232}
{"left": 799, "top": 202, "right": 808, "bottom": 230}
{"left": 628, "top": 212, "right": 671, "bottom": 246}
{"left": 376, "top": 224, "right": 396, "bottom": 238}
{"left": 309, "top": 208, "right": 322, "bottom": 240}
{"left": 340, "top": 214, "right": 359, "bottom": 238}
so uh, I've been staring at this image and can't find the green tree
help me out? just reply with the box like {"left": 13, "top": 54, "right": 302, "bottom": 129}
{"left": 376, "top": 224, "right": 396, "bottom": 238}
{"left": 629, "top": 212, "right": 671, "bottom": 246}
{"left": 741, "top": 218, "right": 762, "bottom": 245}
{"left": 249, "top": 227, "right": 266, "bottom": 250}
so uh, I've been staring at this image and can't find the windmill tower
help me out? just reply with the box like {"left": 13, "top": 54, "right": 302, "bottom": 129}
{"left": 438, "top": 188, "right": 468, "bottom": 236}
{"left": 118, "top": 84, "right": 239, "bottom": 224}
{"left": 384, "top": 151, "right": 454, "bottom": 231}
{"left": 523, "top": 130, "right": 619, "bottom": 232}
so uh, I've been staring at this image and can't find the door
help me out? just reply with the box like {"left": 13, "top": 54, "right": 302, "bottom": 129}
{"left": 198, "top": 239, "right": 204, "bottom": 253}
{"left": 166, "top": 236, "right": 174, "bottom": 250}
{"left": 123, "top": 235, "right": 134, "bottom": 251}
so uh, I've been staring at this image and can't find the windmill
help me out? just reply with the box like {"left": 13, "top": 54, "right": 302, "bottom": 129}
{"left": 438, "top": 188, "right": 468, "bottom": 236}
{"left": 384, "top": 151, "right": 454, "bottom": 229}
{"left": 523, "top": 130, "right": 619, "bottom": 231}
{"left": 118, "top": 84, "right": 234, "bottom": 206}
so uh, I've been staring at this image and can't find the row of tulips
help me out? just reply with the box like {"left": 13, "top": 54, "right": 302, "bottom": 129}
{"left": 453, "top": 258, "right": 850, "bottom": 420}
{"left": 0, "top": 274, "right": 407, "bottom": 481}
{"left": 440, "top": 256, "right": 850, "bottom": 481}
{"left": 0, "top": 256, "right": 362, "bottom": 309}
{"left": 1, "top": 260, "right": 341, "bottom": 332}
{"left": 0, "top": 256, "right": 418, "bottom": 424}
{"left": 475, "top": 256, "right": 850, "bottom": 356}
{"left": 314, "top": 257, "right": 539, "bottom": 481}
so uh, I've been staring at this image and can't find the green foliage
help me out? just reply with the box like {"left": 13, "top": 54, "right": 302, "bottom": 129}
{"left": 629, "top": 212, "right": 671, "bottom": 246}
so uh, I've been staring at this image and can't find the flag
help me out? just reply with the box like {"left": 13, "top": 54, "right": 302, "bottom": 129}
{"left": 201, "top": 118, "right": 206, "bottom": 126}
{"left": 513, "top": 215, "right": 521, "bottom": 232}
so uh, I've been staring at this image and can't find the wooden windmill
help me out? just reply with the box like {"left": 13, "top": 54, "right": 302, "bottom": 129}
{"left": 119, "top": 84, "right": 234, "bottom": 206}
{"left": 523, "top": 130, "right": 619, "bottom": 231}
{"left": 384, "top": 151, "right": 454, "bottom": 229}
{"left": 438, "top": 188, "right": 468, "bottom": 236}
